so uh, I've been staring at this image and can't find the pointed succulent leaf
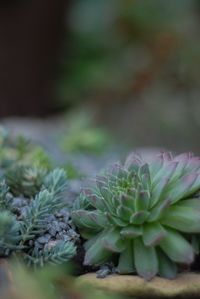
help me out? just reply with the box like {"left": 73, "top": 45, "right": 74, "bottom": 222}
{"left": 169, "top": 154, "right": 190, "bottom": 181}
{"left": 116, "top": 205, "right": 132, "bottom": 221}
{"left": 99, "top": 186, "right": 112, "bottom": 201}
{"left": 148, "top": 155, "right": 164, "bottom": 177}
{"left": 117, "top": 241, "right": 134, "bottom": 274}
{"left": 124, "top": 153, "right": 142, "bottom": 172}
{"left": 130, "top": 211, "right": 149, "bottom": 225}
{"left": 159, "top": 229, "right": 194, "bottom": 264}
{"left": 71, "top": 210, "right": 107, "bottom": 229}
{"left": 79, "top": 229, "right": 97, "bottom": 240}
{"left": 175, "top": 152, "right": 192, "bottom": 162}
{"left": 141, "top": 173, "right": 151, "bottom": 191}
{"left": 117, "top": 167, "right": 128, "bottom": 180}
{"left": 75, "top": 191, "right": 93, "bottom": 210}
{"left": 165, "top": 174, "right": 200, "bottom": 204}
{"left": 119, "top": 193, "right": 135, "bottom": 210}
{"left": 134, "top": 238, "right": 158, "bottom": 280}
{"left": 95, "top": 191, "right": 114, "bottom": 214}
{"left": 105, "top": 213, "right": 127, "bottom": 227}
{"left": 84, "top": 231, "right": 104, "bottom": 251}
{"left": 139, "top": 163, "right": 150, "bottom": 178}
{"left": 83, "top": 189, "right": 105, "bottom": 210}
{"left": 176, "top": 153, "right": 200, "bottom": 173}
{"left": 157, "top": 249, "right": 177, "bottom": 279}
{"left": 101, "top": 228, "right": 126, "bottom": 253}
{"left": 120, "top": 225, "right": 142, "bottom": 238}
{"left": 161, "top": 206, "right": 200, "bottom": 233}
{"left": 143, "top": 223, "right": 166, "bottom": 246}
{"left": 148, "top": 198, "right": 171, "bottom": 222}
{"left": 135, "top": 190, "right": 150, "bottom": 211}
{"left": 178, "top": 198, "right": 200, "bottom": 210}
{"left": 162, "top": 151, "right": 173, "bottom": 161}
{"left": 84, "top": 236, "right": 112, "bottom": 266}
{"left": 150, "top": 178, "right": 170, "bottom": 208}
{"left": 152, "top": 161, "right": 178, "bottom": 187}
{"left": 96, "top": 176, "right": 107, "bottom": 192}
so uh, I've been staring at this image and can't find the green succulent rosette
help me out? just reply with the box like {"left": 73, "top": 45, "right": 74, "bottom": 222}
{"left": 72, "top": 152, "right": 200, "bottom": 280}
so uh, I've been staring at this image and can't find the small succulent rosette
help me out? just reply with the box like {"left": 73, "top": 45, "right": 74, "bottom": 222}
{"left": 72, "top": 152, "right": 200, "bottom": 280}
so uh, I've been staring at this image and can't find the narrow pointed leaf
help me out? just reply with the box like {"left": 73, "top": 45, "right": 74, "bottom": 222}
{"left": 148, "top": 198, "right": 171, "bottom": 222}
{"left": 139, "top": 164, "right": 150, "bottom": 177}
{"left": 117, "top": 241, "right": 135, "bottom": 274}
{"left": 118, "top": 193, "right": 135, "bottom": 210}
{"left": 116, "top": 205, "right": 132, "bottom": 221}
{"left": 125, "top": 153, "right": 142, "bottom": 172}
{"left": 84, "top": 231, "right": 104, "bottom": 251}
{"left": 96, "top": 176, "right": 107, "bottom": 190}
{"left": 84, "top": 191, "right": 105, "bottom": 210}
{"left": 80, "top": 229, "right": 98, "bottom": 240}
{"left": 71, "top": 210, "right": 107, "bottom": 229}
{"left": 143, "top": 223, "right": 166, "bottom": 246}
{"left": 84, "top": 238, "right": 111, "bottom": 266}
{"left": 166, "top": 174, "right": 199, "bottom": 204}
{"left": 135, "top": 191, "right": 150, "bottom": 211}
{"left": 134, "top": 238, "right": 158, "bottom": 280}
{"left": 130, "top": 211, "right": 149, "bottom": 225}
{"left": 149, "top": 156, "right": 164, "bottom": 177}
{"left": 120, "top": 225, "right": 142, "bottom": 238}
{"left": 150, "top": 178, "right": 169, "bottom": 208}
{"left": 152, "top": 161, "right": 178, "bottom": 187}
{"left": 102, "top": 228, "right": 125, "bottom": 253}
{"left": 161, "top": 206, "right": 200, "bottom": 233}
{"left": 159, "top": 229, "right": 194, "bottom": 264}
{"left": 106, "top": 213, "right": 127, "bottom": 227}
{"left": 157, "top": 249, "right": 177, "bottom": 279}
{"left": 178, "top": 198, "right": 200, "bottom": 210}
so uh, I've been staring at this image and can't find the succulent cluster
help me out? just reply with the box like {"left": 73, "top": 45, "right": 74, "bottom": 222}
{"left": 72, "top": 152, "right": 200, "bottom": 280}
{"left": 0, "top": 127, "right": 51, "bottom": 170}
{"left": 0, "top": 166, "right": 79, "bottom": 267}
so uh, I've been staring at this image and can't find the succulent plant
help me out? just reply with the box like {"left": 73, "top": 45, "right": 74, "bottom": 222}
{"left": 0, "top": 165, "right": 79, "bottom": 267}
{"left": 60, "top": 110, "right": 112, "bottom": 154}
{"left": 5, "top": 165, "right": 46, "bottom": 197}
{"left": 0, "top": 167, "right": 79, "bottom": 267}
{"left": 0, "top": 128, "right": 79, "bottom": 268}
{"left": 0, "top": 127, "right": 51, "bottom": 170}
{"left": 72, "top": 152, "right": 200, "bottom": 280}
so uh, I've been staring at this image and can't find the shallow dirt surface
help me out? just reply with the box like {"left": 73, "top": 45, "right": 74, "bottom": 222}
{"left": 76, "top": 273, "right": 200, "bottom": 298}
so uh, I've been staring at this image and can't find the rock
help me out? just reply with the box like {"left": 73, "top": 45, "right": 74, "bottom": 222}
{"left": 76, "top": 273, "right": 200, "bottom": 298}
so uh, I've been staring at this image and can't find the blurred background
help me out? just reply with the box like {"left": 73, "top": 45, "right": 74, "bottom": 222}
{"left": 0, "top": 0, "right": 200, "bottom": 153}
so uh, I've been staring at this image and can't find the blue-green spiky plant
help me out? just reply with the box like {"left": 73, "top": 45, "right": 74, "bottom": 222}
{"left": 72, "top": 152, "right": 200, "bottom": 280}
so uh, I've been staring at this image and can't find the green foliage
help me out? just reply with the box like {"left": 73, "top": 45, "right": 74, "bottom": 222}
{"left": 0, "top": 211, "right": 19, "bottom": 250}
{"left": 72, "top": 152, "right": 200, "bottom": 280}
{"left": 1, "top": 262, "right": 121, "bottom": 299}
{"left": 0, "top": 163, "right": 77, "bottom": 267}
{"left": 0, "top": 128, "right": 78, "bottom": 267}
{"left": 0, "top": 127, "right": 52, "bottom": 170}
{"left": 0, "top": 168, "right": 78, "bottom": 266}
{"left": 19, "top": 190, "right": 57, "bottom": 244}
{"left": 0, "top": 180, "right": 10, "bottom": 209}
{"left": 44, "top": 168, "right": 67, "bottom": 202}
{"left": 6, "top": 165, "right": 46, "bottom": 197}
{"left": 26, "top": 241, "right": 76, "bottom": 268}
{"left": 25, "top": 147, "right": 52, "bottom": 170}
{"left": 60, "top": 0, "right": 197, "bottom": 102}
{"left": 60, "top": 110, "right": 112, "bottom": 154}
{"left": 63, "top": 162, "right": 84, "bottom": 179}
